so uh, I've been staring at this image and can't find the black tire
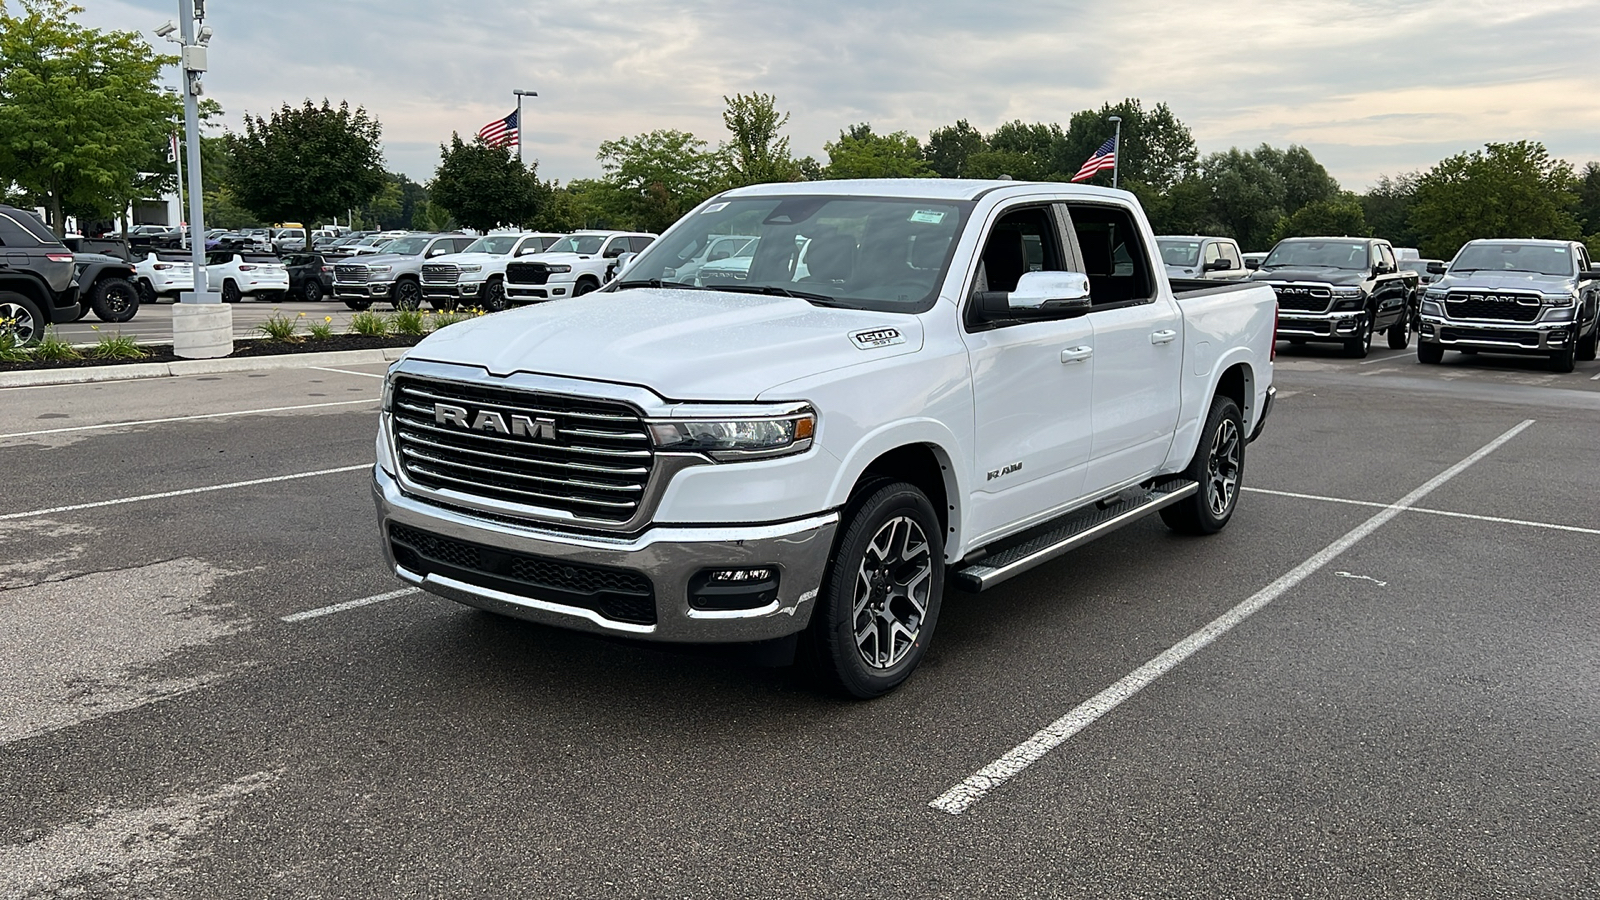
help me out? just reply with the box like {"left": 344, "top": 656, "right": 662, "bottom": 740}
{"left": 802, "top": 481, "right": 945, "bottom": 699}
{"left": 136, "top": 280, "right": 158, "bottom": 305}
{"left": 0, "top": 291, "right": 44, "bottom": 343}
{"left": 1160, "top": 394, "right": 1244, "bottom": 536}
{"left": 221, "top": 280, "right": 241, "bottom": 304}
{"left": 482, "top": 277, "right": 507, "bottom": 312}
{"left": 573, "top": 278, "right": 599, "bottom": 297}
{"left": 343, "top": 297, "right": 372, "bottom": 311}
{"left": 391, "top": 279, "right": 422, "bottom": 310}
{"left": 1550, "top": 344, "right": 1576, "bottom": 374}
{"left": 1386, "top": 317, "right": 1411, "bottom": 350}
{"left": 1577, "top": 324, "right": 1598, "bottom": 362}
{"left": 1343, "top": 314, "right": 1373, "bottom": 358}
{"left": 1417, "top": 341, "right": 1444, "bottom": 364}
{"left": 90, "top": 276, "right": 140, "bottom": 322}
{"left": 302, "top": 280, "right": 324, "bottom": 303}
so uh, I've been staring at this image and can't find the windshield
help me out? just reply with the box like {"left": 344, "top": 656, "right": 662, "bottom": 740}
{"left": 1262, "top": 240, "right": 1370, "bottom": 270}
{"left": 1451, "top": 243, "right": 1574, "bottom": 277}
{"left": 463, "top": 235, "right": 521, "bottom": 255}
{"left": 620, "top": 195, "right": 972, "bottom": 313}
{"left": 547, "top": 234, "right": 607, "bottom": 255}
{"left": 1157, "top": 240, "right": 1201, "bottom": 268}
{"left": 381, "top": 237, "right": 430, "bottom": 256}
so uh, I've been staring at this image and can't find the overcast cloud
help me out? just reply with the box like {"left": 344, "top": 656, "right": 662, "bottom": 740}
{"left": 84, "top": 0, "right": 1600, "bottom": 190}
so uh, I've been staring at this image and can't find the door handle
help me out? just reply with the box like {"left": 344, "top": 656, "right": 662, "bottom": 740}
{"left": 1150, "top": 329, "right": 1177, "bottom": 345}
{"left": 1060, "top": 346, "right": 1093, "bottom": 364}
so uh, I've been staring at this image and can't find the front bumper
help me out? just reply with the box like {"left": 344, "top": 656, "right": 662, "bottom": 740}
{"left": 1418, "top": 315, "right": 1573, "bottom": 353}
{"left": 335, "top": 280, "right": 392, "bottom": 299}
{"left": 421, "top": 281, "right": 483, "bottom": 301}
{"left": 1276, "top": 309, "right": 1365, "bottom": 340}
{"left": 372, "top": 465, "right": 838, "bottom": 642}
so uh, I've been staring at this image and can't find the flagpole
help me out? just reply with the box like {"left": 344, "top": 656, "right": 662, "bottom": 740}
{"left": 1108, "top": 116, "right": 1122, "bottom": 190}
{"left": 513, "top": 88, "right": 537, "bottom": 166}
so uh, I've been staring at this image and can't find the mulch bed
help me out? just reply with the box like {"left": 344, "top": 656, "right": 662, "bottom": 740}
{"left": 0, "top": 334, "right": 423, "bottom": 372}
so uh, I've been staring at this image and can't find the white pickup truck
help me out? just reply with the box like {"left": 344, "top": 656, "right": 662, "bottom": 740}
{"left": 373, "top": 179, "right": 1278, "bottom": 697}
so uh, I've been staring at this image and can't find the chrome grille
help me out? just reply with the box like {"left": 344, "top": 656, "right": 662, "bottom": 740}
{"left": 505, "top": 261, "right": 551, "bottom": 285}
{"left": 334, "top": 265, "right": 372, "bottom": 283}
{"left": 1445, "top": 291, "right": 1541, "bottom": 323}
{"left": 390, "top": 377, "right": 653, "bottom": 525}
{"left": 1269, "top": 283, "right": 1332, "bottom": 313}
{"left": 421, "top": 264, "right": 461, "bottom": 284}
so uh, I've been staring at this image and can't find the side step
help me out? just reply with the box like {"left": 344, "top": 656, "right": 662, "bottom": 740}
{"left": 950, "top": 477, "right": 1198, "bottom": 592}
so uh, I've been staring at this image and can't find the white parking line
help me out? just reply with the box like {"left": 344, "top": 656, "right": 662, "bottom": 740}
{"left": 1244, "top": 487, "right": 1600, "bottom": 536}
{"left": 929, "top": 419, "right": 1534, "bottom": 816}
{"left": 0, "top": 399, "right": 378, "bottom": 439}
{"left": 1591, "top": 371, "right": 1600, "bottom": 381}
{"left": 0, "top": 464, "right": 369, "bottom": 521}
{"left": 308, "top": 366, "right": 386, "bottom": 380}
{"left": 280, "top": 588, "right": 420, "bottom": 623}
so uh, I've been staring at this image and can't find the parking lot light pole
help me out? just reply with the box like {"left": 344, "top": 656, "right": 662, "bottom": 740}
{"left": 1108, "top": 116, "right": 1122, "bottom": 190}
{"left": 513, "top": 89, "right": 537, "bottom": 166}
{"left": 165, "top": 0, "right": 230, "bottom": 358}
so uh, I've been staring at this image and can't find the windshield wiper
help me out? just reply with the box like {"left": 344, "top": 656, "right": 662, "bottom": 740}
{"left": 702, "top": 284, "right": 845, "bottom": 305}
{"left": 613, "top": 279, "right": 702, "bottom": 290}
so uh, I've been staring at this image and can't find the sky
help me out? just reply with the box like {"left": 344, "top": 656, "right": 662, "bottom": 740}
{"left": 82, "top": 0, "right": 1600, "bottom": 192}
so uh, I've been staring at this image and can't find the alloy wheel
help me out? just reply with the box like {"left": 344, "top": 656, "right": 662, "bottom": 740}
{"left": 852, "top": 515, "right": 933, "bottom": 670}
{"left": 1206, "top": 418, "right": 1241, "bottom": 517}
{"left": 0, "top": 301, "right": 38, "bottom": 343}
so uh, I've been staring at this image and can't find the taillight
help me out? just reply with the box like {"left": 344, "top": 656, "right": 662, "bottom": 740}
{"left": 153, "top": 263, "right": 172, "bottom": 270}
{"left": 1270, "top": 301, "right": 1278, "bottom": 361}
{"left": 238, "top": 264, "right": 257, "bottom": 271}
{"left": 46, "top": 252, "right": 73, "bottom": 263}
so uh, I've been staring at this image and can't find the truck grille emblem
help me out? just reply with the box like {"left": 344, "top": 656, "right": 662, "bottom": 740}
{"left": 433, "top": 403, "right": 557, "bottom": 441}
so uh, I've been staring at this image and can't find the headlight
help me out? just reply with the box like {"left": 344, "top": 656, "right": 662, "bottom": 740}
{"left": 368, "top": 265, "right": 392, "bottom": 274}
{"left": 1330, "top": 287, "right": 1363, "bottom": 311}
{"left": 544, "top": 265, "right": 572, "bottom": 274}
{"left": 1423, "top": 289, "right": 1448, "bottom": 301}
{"left": 1544, "top": 292, "right": 1577, "bottom": 308}
{"left": 459, "top": 265, "right": 482, "bottom": 273}
{"left": 1421, "top": 300, "right": 1444, "bottom": 316}
{"left": 647, "top": 407, "right": 816, "bottom": 461}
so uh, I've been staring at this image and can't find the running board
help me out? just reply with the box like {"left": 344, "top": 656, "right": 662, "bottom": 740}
{"left": 950, "top": 478, "right": 1198, "bottom": 592}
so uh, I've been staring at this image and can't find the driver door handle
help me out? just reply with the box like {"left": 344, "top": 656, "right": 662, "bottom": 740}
{"left": 1060, "top": 346, "right": 1093, "bottom": 364}
{"left": 1150, "top": 329, "right": 1177, "bottom": 344}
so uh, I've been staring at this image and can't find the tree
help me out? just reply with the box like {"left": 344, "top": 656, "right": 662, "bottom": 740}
{"left": 822, "top": 124, "right": 935, "bottom": 179}
{"left": 1198, "top": 147, "right": 1288, "bottom": 251}
{"left": 923, "top": 120, "right": 987, "bottom": 179}
{"left": 1255, "top": 144, "right": 1340, "bottom": 212}
{"left": 225, "top": 99, "right": 386, "bottom": 229}
{"left": 0, "top": 0, "right": 182, "bottom": 234}
{"left": 1574, "top": 161, "right": 1600, "bottom": 237}
{"left": 1271, "top": 193, "right": 1369, "bottom": 243}
{"left": 596, "top": 129, "right": 722, "bottom": 233}
{"left": 430, "top": 133, "right": 546, "bottom": 232}
{"left": 1060, "top": 100, "right": 1199, "bottom": 192}
{"left": 1361, "top": 173, "right": 1422, "bottom": 249}
{"left": 1409, "top": 141, "right": 1581, "bottom": 259}
{"left": 719, "top": 92, "right": 800, "bottom": 187}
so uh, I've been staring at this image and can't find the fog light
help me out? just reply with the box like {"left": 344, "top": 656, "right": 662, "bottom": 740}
{"left": 1550, "top": 331, "right": 1568, "bottom": 346}
{"left": 689, "top": 567, "right": 780, "bottom": 611}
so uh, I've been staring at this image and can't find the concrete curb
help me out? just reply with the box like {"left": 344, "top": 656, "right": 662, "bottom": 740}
{"left": 0, "top": 347, "right": 409, "bottom": 389}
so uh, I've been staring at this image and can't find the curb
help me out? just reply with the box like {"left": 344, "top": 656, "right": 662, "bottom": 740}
{"left": 0, "top": 347, "right": 409, "bottom": 389}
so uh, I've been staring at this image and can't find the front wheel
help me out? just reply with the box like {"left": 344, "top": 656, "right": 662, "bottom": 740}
{"left": 1386, "top": 318, "right": 1411, "bottom": 349}
{"left": 803, "top": 481, "right": 944, "bottom": 699}
{"left": 1417, "top": 341, "right": 1444, "bottom": 364}
{"left": 1550, "top": 344, "right": 1577, "bottom": 374}
{"left": 573, "top": 278, "right": 599, "bottom": 297}
{"left": 482, "top": 278, "right": 507, "bottom": 313}
{"left": 1344, "top": 315, "right": 1373, "bottom": 358}
{"left": 1160, "top": 394, "right": 1244, "bottom": 536}
{"left": 391, "top": 280, "right": 422, "bottom": 310}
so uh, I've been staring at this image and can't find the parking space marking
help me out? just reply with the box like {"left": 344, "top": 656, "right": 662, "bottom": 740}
{"left": 0, "top": 399, "right": 378, "bottom": 439}
{"left": 929, "top": 419, "right": 1534, "bottom": 816}
{"left": 281, "top": 588, "right": 420, "bottom": 623}
{"left": 1244, "top": 487, "right": 1600, "bottom": 537}
{"left": 1591, "top": 371, "right": 1600, "bottom": 381}
{"left": 308, "top": 366, "right": 387, "bottom": 380}
{"left": 0, "top": 464, "right": 369, "bottom": 522}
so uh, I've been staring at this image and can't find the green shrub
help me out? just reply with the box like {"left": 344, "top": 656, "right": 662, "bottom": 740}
{"left": 91, "top": 333, "right": 147, "bottom": 360}
{"left": 349, "top": 310, "right": 390, "bottom": 336}
{"left": 428, "top": 310, "right": 469, "bottom": 330}
{"left": 391, "top": 308, "right": 428, "bottom": 336}
{"left": 307, "top": 315, "right": 335, "bottom": 339}
{"left": 255, "top": 312, "right": 300, "bottom": 341}
{"left": 0, "top": 329, "right": 28, "bottom": 363}
{"left": 31, "top": 327, "right": 81, "bottom": 361}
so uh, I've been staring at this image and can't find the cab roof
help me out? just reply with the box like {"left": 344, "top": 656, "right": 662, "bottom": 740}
{"left": 718, "top": 178, "right": 1131, "bottom": 203}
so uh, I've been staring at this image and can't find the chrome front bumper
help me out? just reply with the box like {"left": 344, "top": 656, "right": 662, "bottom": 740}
{"left": 372, "top": 466, "right": 838, "bottom": 642}
{"left": 1419, "top": 316, "right": 1572, "bottom": 352}
{"left": 1276, "top": 309, "right": 1364, "bottom": 339}
{"left": 334, "top": 281, "right": 392, "bottom": 298}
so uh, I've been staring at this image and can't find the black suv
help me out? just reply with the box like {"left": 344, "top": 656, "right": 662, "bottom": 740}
{"left": 284, "top": 252, "right": 335, "bottom": 302}
{"left": 0, "top": 204, "right": 80, "bottom": 342}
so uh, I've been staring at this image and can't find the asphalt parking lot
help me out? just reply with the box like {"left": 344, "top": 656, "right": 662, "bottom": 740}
{"left": 1, "top": 344, "right": 1597, "bottom": 898}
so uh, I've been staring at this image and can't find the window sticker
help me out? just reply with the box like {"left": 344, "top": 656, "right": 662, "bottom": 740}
{"left": 908, "top": 209, "right": 947, "bottom": 225}
{"left": 700, "top": 202, "right": 729, "bottom": 214}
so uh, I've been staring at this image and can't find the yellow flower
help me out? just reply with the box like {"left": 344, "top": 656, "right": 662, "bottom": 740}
{"left": 298, "top": 312, "right": 306, "bottom": 317}
{"left": 324, "top": 316, "right": 332, "bottom": 323}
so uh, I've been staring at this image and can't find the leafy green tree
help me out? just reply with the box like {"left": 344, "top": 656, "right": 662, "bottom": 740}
{"left": 1255, "top": 144, "right": 1340, "bottom": 212}
{"left": 1574, "top": 161, "right": 1600, "bottom": 236}
{"left": 1361, "top": 173, "right": 1421, "bottom": 249}
{"left": 430, "top": 133, "right": 546, "bottom": 232}
{"left": 923, "top": 120, "right": 987, "bottom": 178}
{"left": 596, "top": 129, "right": 722, "bottom": 233}
{"left": 0, "top": 0, "right": 182, "bottom": 234}
{"left": 1409, "top": 141, "right": 1581, "bottom": 259}
{"left": 225, "top": 99, "right": 387, "bottom": 229}
{"left": 1060, "top": 100, "right": 1199, "bottom": 191}
{"left": 410, "top": 199, "right": 455, "bottom": 232}
{"left": 1271, "top": 193, "right": 1369, "bottom": 243}
{"left": 822, "top": 124, "right": 935, "bottom": 179}
{"left": 719, "top": 92, "right": 800, "bottom": 187}
{"left": 1198, "top": 147, "right": 1287, "bottom": 250}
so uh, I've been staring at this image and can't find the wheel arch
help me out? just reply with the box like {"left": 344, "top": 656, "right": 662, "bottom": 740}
{"left": 1165, "top": 355, "right": 1259, "bottom": 472}
{"left": 826, "top": 422, "right": 967, "bottom": 559}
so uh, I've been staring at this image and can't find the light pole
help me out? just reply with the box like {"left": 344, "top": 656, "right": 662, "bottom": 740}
{"left": 513, "top": 89, "right": 537, "bottom": 166}
{"left": 158, "top": 0, "right": 229, "bottom": 357}
{"left": 1108, "top": 116, "right": 1122, "bottom": 190}
{"left": 164, "top": 86, "right": 185, "bottom": 249}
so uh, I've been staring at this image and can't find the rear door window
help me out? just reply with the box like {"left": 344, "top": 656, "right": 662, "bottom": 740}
{"left": 629, "top": 236, "right": 655, "bottom": 253}
{"left": 1062, "top": 203, "right": 1155, "bottom": 306}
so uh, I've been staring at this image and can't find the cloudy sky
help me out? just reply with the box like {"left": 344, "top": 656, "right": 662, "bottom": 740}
{"left": 84, "top": 0, "right": 1600, "bottom": 191}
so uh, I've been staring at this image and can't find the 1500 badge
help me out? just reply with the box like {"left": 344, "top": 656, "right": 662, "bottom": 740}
{"left": 850, "top": 327, "right": 905, "bottom": 349}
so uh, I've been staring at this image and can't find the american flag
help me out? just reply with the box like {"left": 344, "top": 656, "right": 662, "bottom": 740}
{"left": 476, "top": 109, "right": 520, "bottom": 148}
{"left": 1070, "top": 137, "right": 1117, "bottom": 183}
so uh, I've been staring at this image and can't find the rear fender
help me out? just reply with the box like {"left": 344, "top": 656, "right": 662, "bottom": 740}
{"left": 1164, "top": 352, "right": 1258, "bottom": 472}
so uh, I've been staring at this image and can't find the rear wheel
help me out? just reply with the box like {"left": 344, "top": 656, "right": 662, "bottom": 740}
{"left": 221, "top": 280, "right": 241, "bottom": 304}
{"left": 1160, "top": 394, "right": 1244, "bottom": 536}
{"left": 343, "top": 297, "right": 372, "bottom": 311}
{"left": 301, "top": 280, "right": 324, "bottom": 303}
{"left": 1343, "top": 315, "right": 1373, "bottom": 358}
{"left": 1417, "top": 341, "right": 1444, "bottom": 364}
{"left": 1386, "top": 318, "right": 1411, "bottom": 349}
{"left": 0, "top": 292, "right": 43, "bottom": 343}
{"left": 136, "top": 280, "right": 158, "bottom": 305}
{"left": 1287, "top": 338, "right": 1307, "bottom": 346}
{"left": 90, "top": 276, "right": 140, "bottom": 322}
{"left": 432, "top": 296, "right": 459, "bottom": 312}
{"left": 803, "top": 481, "right": 944, "bottom": 699}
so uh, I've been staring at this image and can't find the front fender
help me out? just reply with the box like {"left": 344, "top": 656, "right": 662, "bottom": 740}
{"left": 824, "top": 418, "right": 969, "bottom": 558}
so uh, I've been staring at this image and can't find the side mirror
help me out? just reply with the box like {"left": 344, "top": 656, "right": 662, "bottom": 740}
{"left": 1576, "top": 268, "right": 1600, "bottom": 281}
{"left": 1374, "top": 263, "right": 1394, "bottom": 276}
{"left": 1427, "top": 261, "right": 1447, "bottom": 276}
{"left": 603, "top": 245, "right": 625, "bottom": 259}
{"left": 1244, "top": 258, "right": 1261, "bottom": 270}
{"left": 1205, "top": 258, "right": 1233, "bottom": 271}
{"left": 610, "top": 251, "right": 636, "bottom": 279}
{"left": 977, "top": 271, "right": 1092, "bottom": 320}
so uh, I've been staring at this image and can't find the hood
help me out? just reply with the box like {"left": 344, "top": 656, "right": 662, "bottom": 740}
{"left": 1249, "top": 267, "right": 1364, "bottom": 286}
{"left": 344, "top": 252, "right": 418, "bottom": 267}
{"left": 528, "top": 251, "right": 596, "bottom": 265}
{"left": 429, "top": 252, "right": 506, "bottom": 266}
{"left": 1432, "top": 271, "right": 1574, "bottom": 293}
{"left": 405, "top": 288, "right": 926, "bottom": 401}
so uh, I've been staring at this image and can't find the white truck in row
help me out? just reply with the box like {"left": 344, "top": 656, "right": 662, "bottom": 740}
{"left": 371, "top": 179, "right": 1279, "bottom": 697}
